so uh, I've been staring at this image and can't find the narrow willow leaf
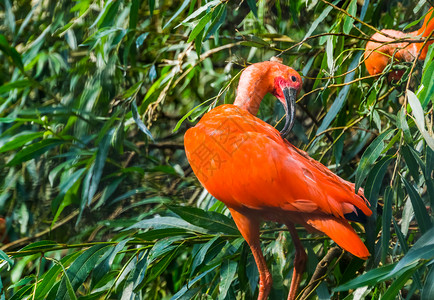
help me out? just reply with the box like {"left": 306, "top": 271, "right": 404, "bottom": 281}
{"left": 163, "top": 0, "right": 190, "bottom": 29}
{"left": 149, "top": 0, "right": 155, "bottom": 16}
{"left": 387, "top": 227, "right": 434, "bottom": 278}
{"left": 301, "top": 4, "right": 334, "bottom": 48}
{"left": 0, "top": 80, "right": 33, "bottom": 94}
{"left": 88, "top": 128, "right": 113, "bottom": 205}
{"left": 35, "top": 252, "right": 81, "bottom": 298}
{"left": 171, "top": 265, "right": 218, "bottom": 300}
{"left": 316, "top": 51, "right": 363, "bottom": 134}
{"left": 190, "top": 236, "right": 220, "bottom": 276}
{"left": 401, "top": 145, "right": 420, "bottom": 182}
{"left": 0, "top": 132, "right": 43, "bottom": 153}
{"left": 0, "top": 249, "right": 13, "bottom": 267}
{"left": 0, "top": 34, "right": 24, "bottom": 71}
{"left": 92, "top": 238, "right": 132, "bottom": 286}
{"left": 188, "top": 11, "right": 212, "bottom": 43}
{"left": 326, "top": 36, "right": 334, "bottom": 72}
{"left": 180, "top": 0, "right": 220, "bottom": 26}
{"left": 172, "top": 97, "right": 214, "bottom": 132}
{"left": 51, "top": 168, "right": 85, "bottom": 215}
{"left": 382, "top": 267, "right": 419, "bottom": 300}
{"left": 126, "top": 216, "right": 209, "bottom": 234}
{"left": 218, "top": 260, "right": 237, "bottom": 300}
{"left": 56, "top": 244, "right": 110, "bottom": 300}
{"left": 131, "top": 99, "right": 154, "bottom": 141}
{"left": 129, "top": 0, "right": 139, "bottom": 29}
{"left": 168, "top": 205, "right": 239, "bottom": 235}
{"left": 204, "top": 5, "right": 226, "bottom": 41}
{"left": 407, "top": 89, "right": 434, "bottom": 150}
{"left": 422, "top": 267, "right": 434, "bottom": 299}
{"left": 402, "top": 178, "right": 432, "bottom": 233}
{"left": 397, "top": 108, "right": 412, "bottom": 144}
{"left": 392, "top": 218, "right": 409, "bottom": 253}
{"left": 246, "top": 0, "right": 258, "bottom": 18}
{"left": 343, "top": 0, "right": 357, "bottom": 34}
{"left": 334, "top": 263, "right": 397, "bottom": 291}
{"left": 381, "top": 187, "right": 393, "bottom": 263}
{"left": 355, "top": 129, "right": 394, "bottom": 191}
{"left": 7, "top": 139, "right": 63, "bottom": 166}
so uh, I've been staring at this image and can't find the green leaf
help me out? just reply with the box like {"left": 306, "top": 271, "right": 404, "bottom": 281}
{"left": 316, "top": 51, "right": 363, "bottom": 134}
{"left": 326, "top": 36, "right": 334, "bottom": 72}
{"left": 218, "top": 259, "right": 237, "bottom": 300}
{"left": 246, "top": 0, "right": 258, "bottom": 18}
{"left": 355, "top": 129, "right": 394, "bottom": 191}
{"left": 135, "top": 228, "right": 191, "bottom": 241}
{"left": 381, "top": 187, "right": 393, "bottom": 264}
{"left": 172, "top": 97, "right": 214, "bottom": 132}
{"left": 163, "top": 0, "right": 190, "bottom": 30}
{"left": 301, "top": 4, "right": 334, "bottom": 47}
{"left": 397, "top": 108, "right": 412, "bottom": 145}
{"left": 0, "top": 132, "right": 44, "bottom": 153}
{"left": 422, "top": 266, "right": 434, "bottom": 300}
{"left": 92, "top": 238, "right": 132, "bottom": 286}
{"left": 407, "top": 89, "right": 434, "bottom": 150}
{"left": 129, "top": 0, "right": 139, "bottom": 29}
{"left": 402, "top": 178, "right": 432, "bottom": 234}
{"left": 0, "top": 80, "right": 33, "bottom": 94}
{"left": 126, "top": 216, "right": 209, "bottom": 234}
{"left": 381, "top": 267, "right": 418, "bottom": 300}
{"left": 0, "top": 34, "right": 24, "bottom": 71}
{"left": 6, "top": 138, "right": 63, "bottom": 166}
{"left": 401, "top": 145, "right": 420, "bottom": 182}
{"left": 88, "top": 129, "right": 113, "bottom": 205}
{"left": 343, "top": 0, "right": 357, "bottom": 34}
{"left": 149, "top": 0, "right": 155, "bottom": 16}
{"left": 168, "top": 205, "right": 239, "bottom": 235}
{"left": 35, "top": 252, "right": 81, "bottom": 298}
{"left": 56, "top": 244, "right": 110, "bottom": 300}
{"left": 335, "top": 263, "right": 397, "bottom": 292}
{"left": 131, "top": 99, "right": 154, "bottom": 141}
{"left": 180, "top": 0, "right": 220, "bottom": 26}
{"left": 171, "top": 265, "right": 219, "bottom": 300}
{"left": 0, "top": 249, "right": 13, "bottom": 267}
{"left": 188, "top": 11, "right": 212, "bottom": 43}
{"left": 190, "top": 236, "right": 220, "bottom": 275}
{"left": 386, "top": 227, "right": 434, "bottom": 278}
{"left": 90, "top": 0, "right": 120, "bottom": 29}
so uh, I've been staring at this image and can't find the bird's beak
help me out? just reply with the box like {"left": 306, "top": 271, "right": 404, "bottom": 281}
{"left": 280, "top": 87, "right": 297, "bottom": 138}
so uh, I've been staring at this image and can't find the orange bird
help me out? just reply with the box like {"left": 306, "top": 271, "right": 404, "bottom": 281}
{"left": 365, "top": 8, "right": 434, "bottom": 79}
{"left": 184, "top": 60, "right": 372, "bottom": 300}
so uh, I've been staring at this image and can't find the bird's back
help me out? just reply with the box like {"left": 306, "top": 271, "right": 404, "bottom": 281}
{"left": 185, "top": 104, "right": 371, "bottom": 218}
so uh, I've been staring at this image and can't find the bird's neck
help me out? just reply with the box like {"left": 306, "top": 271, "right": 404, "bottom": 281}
{"left": 415, "top": 8, "right": 434, "bottom": 59}
{"left": 233, "top": 65, "right": 273, "bottom": 116}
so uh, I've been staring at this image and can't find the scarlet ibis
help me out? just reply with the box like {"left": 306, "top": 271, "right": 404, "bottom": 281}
{"left": 184, "top": 60, "right": 372, "bottom": 300}
{"left": 365, "top": 8, "right": 434, "bottom": 79}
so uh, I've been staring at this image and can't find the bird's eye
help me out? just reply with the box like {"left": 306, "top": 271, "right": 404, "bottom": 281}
{"left": 291, "top": 76, "right": 297, "bottom": 82}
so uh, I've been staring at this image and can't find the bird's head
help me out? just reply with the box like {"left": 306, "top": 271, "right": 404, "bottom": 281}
{"left": 234, "top": 60, "right": 303, "bottom": 137}
{"left": 269, "top": 62, "right": 303, "bottom": 137}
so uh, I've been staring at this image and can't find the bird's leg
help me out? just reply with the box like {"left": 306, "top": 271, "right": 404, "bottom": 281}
{"left": 228, "top": 208, "right": 272, "bottom": 300}
{"left": 285, "top": 222, "right": 307, "bottom": 300}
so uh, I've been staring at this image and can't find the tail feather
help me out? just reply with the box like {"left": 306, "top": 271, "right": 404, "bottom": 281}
{"left": 305, "top": 216, "right": 370, "bottom": 260}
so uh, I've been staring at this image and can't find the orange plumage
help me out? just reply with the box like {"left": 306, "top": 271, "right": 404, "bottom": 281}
{"left": 184, "top": 61, "right": 371, "bottom": 300}
{"left": 364, "top": 8, "right": 434, "bottom": 79}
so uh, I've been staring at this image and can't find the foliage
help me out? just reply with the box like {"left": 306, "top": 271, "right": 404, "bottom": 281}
{"left": 0, "top": 0, "right": 433, "bottom": 299}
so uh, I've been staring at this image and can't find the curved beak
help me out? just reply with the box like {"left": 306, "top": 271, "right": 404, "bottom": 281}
{"left": 279, "top": 87, "right": 297, "bottom": 138}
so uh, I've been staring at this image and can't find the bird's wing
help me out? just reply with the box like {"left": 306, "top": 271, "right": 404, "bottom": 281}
{"left": 185, "top": 117, "right": 370, "bottom": 220}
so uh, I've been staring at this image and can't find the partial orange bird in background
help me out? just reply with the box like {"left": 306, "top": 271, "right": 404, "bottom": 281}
{"left": 365, "top": 8, "right": 434, "bottom": 79}
{"left": 184, "top": 60, "right": 372, "bottom": 300}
